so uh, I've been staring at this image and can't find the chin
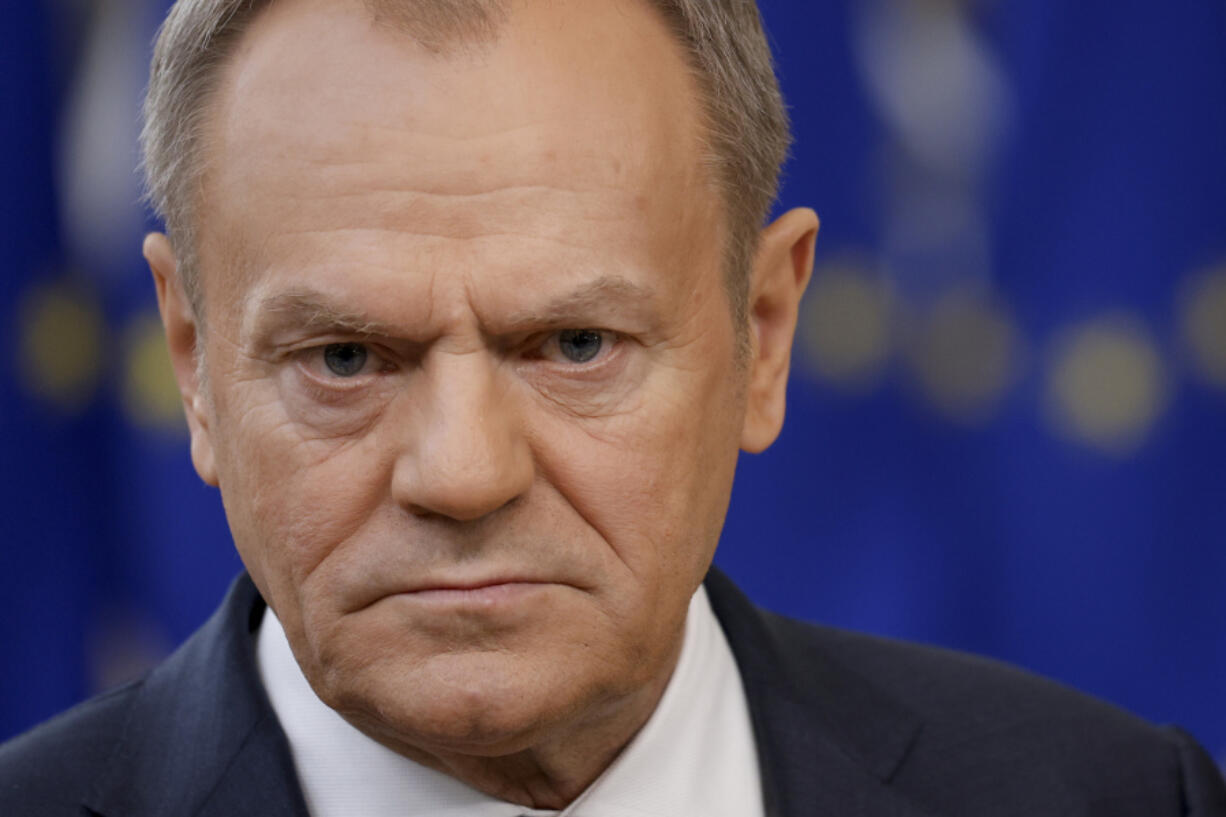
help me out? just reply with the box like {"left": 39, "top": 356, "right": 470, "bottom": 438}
{"left": 318, "top": 648, "right": 608, "bottom": 756}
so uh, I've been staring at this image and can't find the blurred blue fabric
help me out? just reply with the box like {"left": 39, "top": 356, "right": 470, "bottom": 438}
{"left": 2, "top": 0, "right": 1223, "bottom": 762}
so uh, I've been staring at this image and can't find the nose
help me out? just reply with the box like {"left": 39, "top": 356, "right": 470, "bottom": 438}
{"left": 391, "top": 351, "right": 534, "bottom": 521}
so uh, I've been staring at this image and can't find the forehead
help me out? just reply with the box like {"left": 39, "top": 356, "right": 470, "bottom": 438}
{"left": 198, "top": 0, "right": 720, "bottom": 307}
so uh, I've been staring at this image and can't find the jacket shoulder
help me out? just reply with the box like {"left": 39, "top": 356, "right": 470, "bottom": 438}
{"left": 777, "top": 612, "right": 1225, "bottom": 815}
{"left": 705, "top": 570, "right": 1224, "bottom": 815}
{"left": 0, "top": 680, "right": 141, "bottom": 814}
{"left": 810, "top": 618, "right": 1168, "bottom": 740}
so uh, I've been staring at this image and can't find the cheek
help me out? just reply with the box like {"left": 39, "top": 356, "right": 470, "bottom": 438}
{"left": 212, "top": 384, "right": 390, "bottom": 610}
{"left": 539, "top": 363, "right": 743, "bottom": 593}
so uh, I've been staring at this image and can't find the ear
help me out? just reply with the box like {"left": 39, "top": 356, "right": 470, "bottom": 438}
{"left": 740, "top": 208, "right": 819, "bottom": 453}
{"left": 144, "top": 233, "right": 219, "bottom": 486}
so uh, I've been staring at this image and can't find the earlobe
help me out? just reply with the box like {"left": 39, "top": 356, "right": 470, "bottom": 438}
{"left": 144, "top": 233, "right": 219, "bottom": 486}
{"left": 740, "top": 208, "right": 819, "bottom": 453}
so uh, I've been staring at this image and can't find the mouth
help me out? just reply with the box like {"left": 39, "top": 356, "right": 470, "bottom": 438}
{"left": 394, "top": 579, "right": 558, "bottom": 607}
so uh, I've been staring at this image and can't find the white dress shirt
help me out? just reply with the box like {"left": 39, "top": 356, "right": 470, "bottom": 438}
{"left": 256, "top": 585, "right": 764, "bottom": 817}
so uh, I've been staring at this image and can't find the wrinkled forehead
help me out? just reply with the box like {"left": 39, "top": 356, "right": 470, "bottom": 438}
{"left": 194, "top": 0, "right": 721, "bottom": 306}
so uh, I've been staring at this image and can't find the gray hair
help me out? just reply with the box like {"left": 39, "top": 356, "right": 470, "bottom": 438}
{"left": 140, "top": 0, "right": 790, "bottom": 325}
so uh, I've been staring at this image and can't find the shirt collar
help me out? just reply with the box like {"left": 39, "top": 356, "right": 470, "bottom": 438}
{"left": 257, "top": 586, "right": 762, "bottom": 817}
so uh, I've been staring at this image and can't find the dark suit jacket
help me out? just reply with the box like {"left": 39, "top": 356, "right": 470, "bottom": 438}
{"left": 2, "top": 570, "right": 1224, "bottom": 816}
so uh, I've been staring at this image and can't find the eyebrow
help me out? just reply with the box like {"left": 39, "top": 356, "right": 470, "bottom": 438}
{"left": 251, "top": 291, "right": 400, "bottom": 338}
{"left": 248, "top": 275, "right": 658, "bottom": 342}
{"left": 499, "top": 276, "right": 657, "bottom": 330}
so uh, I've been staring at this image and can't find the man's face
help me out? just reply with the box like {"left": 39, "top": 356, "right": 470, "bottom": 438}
{"left": 183, "top": 0, "right": 751, "bottom": 756}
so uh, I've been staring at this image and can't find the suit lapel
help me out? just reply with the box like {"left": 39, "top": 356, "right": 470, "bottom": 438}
{"left": 704, "top": 569, "right": 947, "bottom": 817}
{"left": 193, "top": 709, "right": 312, "bottom": 817}
{"left": 85, "top": 575, "right": 309, "bottom": 817}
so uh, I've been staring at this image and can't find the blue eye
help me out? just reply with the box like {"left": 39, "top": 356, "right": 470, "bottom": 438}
{"left": 558, "top": 330, "right": 604, "bottom": 363}
{"left": 323, "top": 343, "right": 369, "bottom": 376}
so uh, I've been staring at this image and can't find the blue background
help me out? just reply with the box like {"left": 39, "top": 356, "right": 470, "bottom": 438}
{"left": 2, "top": 0, "right": 1223, "bottom": 763}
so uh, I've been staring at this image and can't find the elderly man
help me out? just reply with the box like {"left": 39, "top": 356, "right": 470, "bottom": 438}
{"left": 2, "top": 0, "right": 1224, "bottom": 814}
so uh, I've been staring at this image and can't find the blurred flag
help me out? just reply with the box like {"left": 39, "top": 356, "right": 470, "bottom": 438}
{"left": 1, "top": 0, "right": 238, "bottom": 739}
